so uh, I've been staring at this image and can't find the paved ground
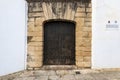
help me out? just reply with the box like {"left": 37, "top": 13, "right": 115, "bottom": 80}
{"left": 1, "top": 69, "right": 120, "bottom": 80}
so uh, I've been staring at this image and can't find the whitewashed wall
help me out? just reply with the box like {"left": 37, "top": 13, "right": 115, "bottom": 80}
{"left": 0, "top": 0, "right": 27, "bottom": 76}
{"left": 92, "top": 0, "right": 120, "bottom": 68}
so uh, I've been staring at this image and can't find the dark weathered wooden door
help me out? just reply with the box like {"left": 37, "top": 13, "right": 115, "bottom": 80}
{"left": 43, "top": 20, "right": 75, "bottom": 65}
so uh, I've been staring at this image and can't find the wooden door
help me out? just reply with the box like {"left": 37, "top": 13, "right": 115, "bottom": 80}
{"left": 43, "top": 20, "right": 75, "bottom": 65}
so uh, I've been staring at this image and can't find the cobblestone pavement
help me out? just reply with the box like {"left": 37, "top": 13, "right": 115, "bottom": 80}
{"left": 1, "top": 69, "right": 120, "bottom": 80}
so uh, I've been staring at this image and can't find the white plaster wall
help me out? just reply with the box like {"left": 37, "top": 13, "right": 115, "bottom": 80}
{"left": 92, "top": 0, "right": 120, "bottom": 68}
{"left": 0, "top": 0, "right": 27, "bottom": 76}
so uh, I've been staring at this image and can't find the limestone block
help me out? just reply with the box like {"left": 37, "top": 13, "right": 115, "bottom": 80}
{"left": 27, "top": 46, "right": 35, "bottom": 51}
{"left": 83, "top": 47, "right": 91, "bottom": 52}
{"left": 75, "top": 18, "right": 84, "bottom": 31}
{"left": 76, "top": 56, "right": 83, "bottom": 62}
{"left": 30, "top": 37, "right": 43, "bottom": 42}
{"left": 83, "top": 26, "right": 91, "bottom": 31}
{"left": 84, "top": 18, "right": 91, "bottom": 22}
{"left": 28, "top": 18, "right": 34, "bottom": 22}
{"left": 76, "top": 62, "right": 84, "bottom": 67}
{"left": 28, "top": 50, "right": 43, "bottom": 56}
{"left": 88, "top": 3, "right": 92, "bottom": 8}
{"left": 35, "top": 46, "right": 43, "bottom": 51}
{"left": 28, "top": 22, "right": 34, "bottom": 31}
{"left": 27, "top": 61, "right": 42, "bottom": 68}
{"left": 31, "top": 55, "right": 43, "bottom": 62}
{"left": 28, "top": 12, "right": 43, "bottom": 17}
{"left": 83, "top": 62, "right": 91, "bottom": 68}
{"left": 75, "top": 47, "right": 81, "bottom": 51}
{"left": 34, "top": 26, "right": 43, "bottom": 31}
{"left": 82, "top": 51, "right": 91, "bottom": 56}
{"left": 27, "top": 46, "right": 43, "bottom": 51}
{"left": 83, "top": 56, "right": 91, "bottom": 62}
{"left": 75, "top": 12, "right": 86, "bottom": 17}
{"left": 82, "top": 31, "right": 91, "bottom": 38}
{"left": 35, "top": 18, "right": 45, "bottom": 26}
{"left": 82, "top": 39, "right": 91, "bottom": 45}
{"left": 27, "top": 32, "right": 43, "bottom": 37}
{"left": 86, "top": 8, "right": 92, "bottom": 12}
{"left": 75, "top": 38, "right": 83, "bottom": 43}
{"left": 76, "top": 8, "right": 85, "bottom": 12}
{"left": 32, "top": 2, "right": 42, "bottom": 12}
{"left": 76, "top": 32, "right": 83, "bottom": 38}
{"left": 28, "top": 42, "right": 43, "bottom": 46}
{"left": 76, "top": 38, "right": 91, "bottom": 48}
{"left": 76, "top": 50, "right": 91, "bottom": 57}
{"left": 85, "top": 22, "right": 92, "bottom": 27}
{"left": 76, "top": 50, "right": 83, "bottom": 56}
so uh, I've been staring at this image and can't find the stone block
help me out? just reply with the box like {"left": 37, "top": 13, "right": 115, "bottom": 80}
{"left": 88, "top": 3, "right": 92, "bottom": 8}
{"left": 83, "top": 56, "right": 91, "bottom": 62}
{"left": 82, "top": 51, "right": 91, "bottom": 56}
{"left": 28, "top": 22, "right": 34, "bottom": 31}
{"left": 32, "top": 3, "right": 42, "bottom": 12}
{"left": 75, "top": 12, "right": 86, "bottom": 17}
{"left": 76, "top": 56, "right": 83, "bottom": 62}
{"left": 27, "top": 32, "right": 43, "bottom": 37}
{"left": 76, "top": 8, "right": 85, "bottom": 12}
{"left": 76, "top": 62, "right": 84, "bottom": 67}
{"left": 35, "top": 17, "right": 45, "bottom": 26}
{"left": 28, "top": 18, "right": 34, "bottom": 22}
{"left": 83, "top": 27, "right": 91, "bottom": 31}
{"left": 86, "top": 8, "right": 92, "bottom": 12}
{"left": 27, "top": 61, "right": 42, "bottom": 68}
{"left": 76, "top": 31, "right": 83, "bottom": 37}
{"left": 76, "top": 50, "right": 83, "bottom": 55}
{"left": 28, "top": 42, "right": 43, "bottom": 46}
{"left": 30, "top": 37, "right": 43, "bottom": 42}
{"left": 83, "top": 47, "right": 91, "bottom": 52}
{"left": 83, "top": 62, "right": 91, "bottom": 68}
{"left": 85, "top": 21, "right": 92, "bottom": 27}
{"left": 85, "top": 18, "right": 91, "bottom": 22}
{"left": 82, "top": 31, "right": 91, "bottom": 38}
{"left": 28, "top": 12, "right": 43, "bottom": 17}
{"left": 27, "top": 46, "right": 35, "bottom": 51}
{"left": 34, "top": 26, "right": 43, "bottom": 31}
{"left": 35, "top": 46, "right": 43, "bottom": 51}
{"left": 28, "top": 50, "right": 43, "bottom": 56}
{"left": 75, "top": 18, "right": 85, "bottom": 28}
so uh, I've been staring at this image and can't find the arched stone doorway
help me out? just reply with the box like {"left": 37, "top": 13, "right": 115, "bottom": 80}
{"left": 43, "top": 20, "right": 75, "bottom": 65}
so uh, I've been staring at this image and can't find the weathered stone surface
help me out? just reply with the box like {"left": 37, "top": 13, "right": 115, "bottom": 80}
{"left": 35, "top": 17, "right": 44, "bottom": 26}
{"left": 48, "top": 76, "right": 60, "bottom": 80}
{"left": 34, "top": 26, "right": 43, "bottom": 31}
{"left": 28, "top": 18, "right": 34, "bottom": 22}
{"left": 28, "top": 31, "right": 43, "bottom": 37}
{"left": 30, "top": 36, "right": 43, "bottom": 42}
{"left": 76, "top": 56, "right": 83, "bottom": 62}
{"left": 83, "top": 56, "right": 91, "bottom": 62}
{"left": 2, "top": 69, "right": 120, "bottom": 80}
{"left": 27, "top": 61, "right": 42, "bottom": 68}
{"left": 28, "top": 22, "right": 34, "bottom": 31}
{"left": 28, "top": 50, "right": 43, "bottom": 56}
{"left": 76, "top": 62, "right": 84, "bottom": 67}
{"left": 83, "top": 62, "right": 91, "bottom": 67}
{"left": 28, "top": 12, "right": 44, "bottom": 17}
{"left": 27, "top": 1, "right": 92, "bottom": 69}
{"left": 28, "top": 42, "right": 43, "bottom": 46}
{"left": 75, "top": 12, "right": 86, "bottom": 17}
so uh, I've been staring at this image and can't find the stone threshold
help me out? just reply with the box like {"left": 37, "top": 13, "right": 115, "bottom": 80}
{"left": 40, "top": 65, "right": 77, "bottom": 70}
